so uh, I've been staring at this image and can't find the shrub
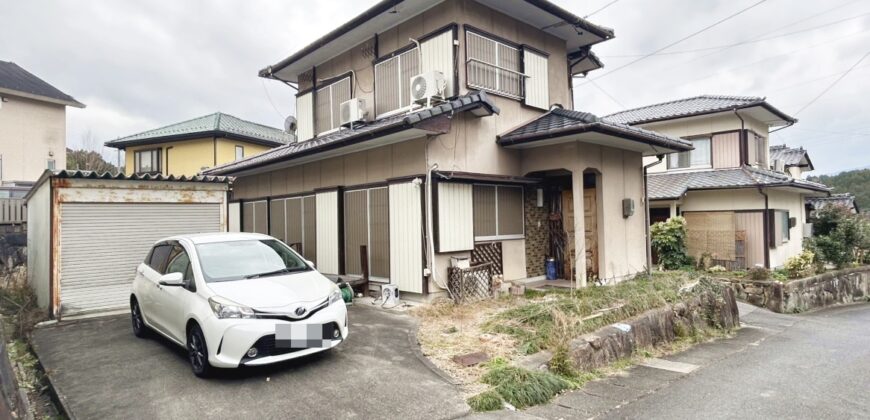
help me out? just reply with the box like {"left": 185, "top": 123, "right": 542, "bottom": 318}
{"left": 650, "top": 217, "right": 692, "bottom": 270}
{"left": 747, "top": 266, "right": 769, "bottom": 280}
{"left": 707, "top": 265, "right": 726, "bottom": 273}
{"left": 783, "top": 250, "right": 816, "bottom": 279}
{"left": 807, "top": 207, "right": 870, "bottom": 268}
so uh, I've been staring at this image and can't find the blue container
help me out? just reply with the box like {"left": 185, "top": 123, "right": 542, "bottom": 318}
{"left": 545, "top": 258, "right": 558, "bottom": 280}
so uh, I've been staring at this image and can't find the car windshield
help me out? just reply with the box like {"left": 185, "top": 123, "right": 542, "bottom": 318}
{"left": 194, "top": 239, "right": 310, "bottom": 282}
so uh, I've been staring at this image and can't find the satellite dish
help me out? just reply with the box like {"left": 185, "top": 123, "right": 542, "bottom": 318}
{"left": 284, "top": 115, "right": 297, "bottom": 133}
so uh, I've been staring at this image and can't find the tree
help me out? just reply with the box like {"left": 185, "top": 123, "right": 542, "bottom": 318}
{"left": 808, "top": 168, "right": 870, "bottom": 213}
{"left": 66, "top": 130, "right": 119, "bottom": 174}
{"left": 650, "top": 216, "right": 692, "bottom": 270}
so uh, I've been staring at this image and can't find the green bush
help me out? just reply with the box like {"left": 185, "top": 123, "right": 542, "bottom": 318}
{"left": 807, "top": 207, "right": 870, "bottom": 268}
{"left": 783, "top": 250, "right": 816, "bottom": 279}
{"left": 747, "top": 266, "right": 769, "bottom": 280}
{"left": 650, "top": 217, "right": 692, "bottom": 270}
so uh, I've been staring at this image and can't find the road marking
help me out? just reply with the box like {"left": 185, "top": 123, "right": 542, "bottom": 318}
{"left": 639, "top": 358, "right": 700, "bottom": 374}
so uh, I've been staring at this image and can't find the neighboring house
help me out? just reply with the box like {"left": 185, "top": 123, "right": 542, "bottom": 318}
{"left": 0, "top": 60, "right": 84, "bottom": 183}
{"left": 104, "top": 112, "right": 291, "bottom": 177}
{"left": 769, "top": 144, "right": 813, "bottom": 179}
{"left": 806, "top": 193, "right": 859, "bottom": 217}
{"left": 606, "top": 95, "right": 830, "bottom": 269}
{"left": 204, "top": 0, "right": 692, "bottom": 297}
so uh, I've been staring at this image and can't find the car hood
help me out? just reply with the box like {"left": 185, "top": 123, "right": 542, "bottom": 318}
{"left": 206, "top": 270, "right": 335, "bottom": 311}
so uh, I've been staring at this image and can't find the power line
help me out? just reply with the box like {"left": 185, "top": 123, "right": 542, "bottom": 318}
{"left": 261, "top": 78, "right": 286, "bottom": 119}
{"left": 576, "top": 0, "right": 769, "bottom": 85}
{"left": 589, "top": 79, "right": 626, "bottom": 108}
{"left": 794, "top": 51, "right": 870, "bottom": 115}
{"left": 585, "top": 0, "right": 620, "bottom": 18}
{"left": 600, "top": 12, "right": 870, "bottom": 58}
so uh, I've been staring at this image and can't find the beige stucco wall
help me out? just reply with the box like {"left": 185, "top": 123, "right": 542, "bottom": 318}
{"left": 767, "top": 189, "right": 806, "bottom": 268}
{"left": 641, "top": 113, "right": 770, "bottom": 174}
{"left": 123, "top": 137, "right": 273, "bottom": 177}
{"left": 519, "top": 141, "right": 647, "bottom": 284}
{"left": 0, "top": 95, "right": 66, "bottom": 182}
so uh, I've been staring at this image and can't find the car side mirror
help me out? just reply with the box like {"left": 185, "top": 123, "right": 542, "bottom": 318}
{"left": 305, "top": 260, "right": 315, "bottom": 269}
{"left": 159, "top": 272, "right": 185, "bottom": 286}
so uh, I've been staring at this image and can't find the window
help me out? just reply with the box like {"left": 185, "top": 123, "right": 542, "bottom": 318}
{"left": 668, "top": 138, "right": 711, "bottom": 170}
{"left": 374, "top": 48, "right": 419, "bottom": 117}
{"left": 780, "top": 211, "right": 790, "bottom": 242}
{"left": 194, "top": 239, "right": 310, "bottom": 283}
{"left": 768, "top": 210, "right": 791, "bottom": 246}
{"left": 235, "top": 145, "right": 244, "bottom": 161}
{"left": 472, "top": 185, "right": 524, "bottom": 240}
{"left": 753, "top": 133, "right": 767, "bottom": 168}
{"left": 134, "top": 149, "right": 162, "bottom": 174}
{"left": 147, "top": 244, "right": 173, "bottom": 273}
{"left": 46, "top": 159, "right": 56, "bottom": 170}
{"left": 466, "top": 30, "right": 523, "bottom": 99}
{"left": 165, "top": 245, "right": 195, "bottom": 290}
{"left": 314, "top": 75, "right": 352, "bottom": 134}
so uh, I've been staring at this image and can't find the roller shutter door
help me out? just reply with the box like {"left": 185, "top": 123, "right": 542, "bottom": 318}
{"left": 59, "top": 203, "right": 221, "bottom": 315}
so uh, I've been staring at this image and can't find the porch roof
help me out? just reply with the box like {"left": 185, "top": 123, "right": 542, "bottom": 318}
{"left": 203, "top": 91, "right": 498, "bottom": 176}
{"left": 496, "top": 107, "right": 693, "bottom": 155}
{"left": 648, "top": 166, "right": 830, "bottom": 200}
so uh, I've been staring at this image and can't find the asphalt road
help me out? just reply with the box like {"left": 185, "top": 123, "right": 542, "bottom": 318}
{"left": 32, "top": 305, "right": 468, "bottom": 420}
{"left": 474, "top": 302, "right": 870, "bottom": 420}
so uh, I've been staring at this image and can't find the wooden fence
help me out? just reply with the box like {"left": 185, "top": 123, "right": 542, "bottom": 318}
{"left": 0, "top": 199, "right": 25, "bottom": 224}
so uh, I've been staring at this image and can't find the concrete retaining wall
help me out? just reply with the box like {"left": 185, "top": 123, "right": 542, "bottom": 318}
{"left": 565, "top": 287, "right": 739, "bottom": 372}
{"left": 720, "top": 266, "right": 870, "bottom": 313}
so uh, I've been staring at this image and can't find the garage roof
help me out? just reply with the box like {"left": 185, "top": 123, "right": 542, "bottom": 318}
{"left": 25, "top": 170, "right": 232, "bottom": 201}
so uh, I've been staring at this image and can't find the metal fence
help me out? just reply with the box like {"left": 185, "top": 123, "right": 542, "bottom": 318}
{"left": 0, "top": 199, "right": 25, "bottom": 224}
{"left": 448, "top": 262, "right": 493, "bottom": 304}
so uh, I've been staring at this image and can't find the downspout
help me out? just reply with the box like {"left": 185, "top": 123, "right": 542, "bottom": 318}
{"left": 733, "top": 108, "right": 746, "bottom": 165}
{"left": 644, "top": 154, "right": 664, "bottom": 274}
{"left": 425, "top": 163, "right": 449, "bottom": 291}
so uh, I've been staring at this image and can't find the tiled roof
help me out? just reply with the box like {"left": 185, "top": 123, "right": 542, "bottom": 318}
{"left": 203, "top": 92, "right": 499, "bottom": 176}
{"left": 769, "top": 144, "right": 812, "bottom": 169}
{"left": 105, "top": 113, "right": 292, "bottom": 148}
{"left": 604, "top": 94, "right": 795, "bottom": 125}
{"left": 497, "top": 107, "right": 693, "bottom": 151}
{"left": 648, "top": 166, "right": 830, "bottom": 200}
{"left": 0, "top": 60, "right": 84, "bottom": 107}
{"left": 806, "top": 193, "right": 859, "bottom": 213}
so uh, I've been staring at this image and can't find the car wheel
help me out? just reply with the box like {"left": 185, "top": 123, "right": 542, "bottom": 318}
{"left": 187, "top": 324, "right": 212, "bottom": 377}
{"left": 130, "top": 297, "right": 148, "bottom": 338}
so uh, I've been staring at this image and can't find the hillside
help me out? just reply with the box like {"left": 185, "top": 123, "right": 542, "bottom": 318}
{"left": 808, "top": 169, "right": 870, "bottom": 212}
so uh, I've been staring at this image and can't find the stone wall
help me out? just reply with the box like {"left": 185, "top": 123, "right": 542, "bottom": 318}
{"left": 720, "top": 266, "right": 870, "bottom": 313}
{"left": 565, "top": 287, "right": 739, "bottom": 371}
{"left": 524, "top": 185, "right": 549, "bottom": 278}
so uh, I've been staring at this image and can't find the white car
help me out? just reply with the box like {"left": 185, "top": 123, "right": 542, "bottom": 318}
{"left": 130, "top": 232, "right": 348, "bottom": 377}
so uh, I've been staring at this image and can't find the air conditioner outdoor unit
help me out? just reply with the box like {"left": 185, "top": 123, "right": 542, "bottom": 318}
{"left": 410, "top": 71, "right": 447, "bottom": 107}
{"left": 339, "top": 98, "right": 368, "bottom": 127}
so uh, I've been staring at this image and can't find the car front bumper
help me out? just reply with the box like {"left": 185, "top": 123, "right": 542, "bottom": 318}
{"left": 202, "top": 300, "right": 349, "bottom": 368}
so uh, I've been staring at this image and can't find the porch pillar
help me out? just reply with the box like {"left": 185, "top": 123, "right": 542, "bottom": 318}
{"left": 572, "top": 171, "right": 587, "bottom": 287}
{"left": 669, "top": 201, "right": 678, "bottom": 218}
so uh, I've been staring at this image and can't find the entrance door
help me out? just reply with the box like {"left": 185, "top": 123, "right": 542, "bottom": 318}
{"left": 561, "top": 190, "right": 575, "bottom": 281}
{"left": 584, "top": 188, "right": 599, "bottom": 280}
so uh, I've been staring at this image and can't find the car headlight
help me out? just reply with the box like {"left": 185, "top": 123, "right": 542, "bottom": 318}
{"left": 328, "top": 285, "right": 343, "bottom": 305}
{"left": 208, "top": 296, "right": 256, "bottom": 319}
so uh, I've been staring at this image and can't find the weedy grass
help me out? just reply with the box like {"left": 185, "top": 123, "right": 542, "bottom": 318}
{"left": 479, "top": 363, "right": 572, "bottom": 409}
{"left": 484, "top": 272, "right": 693, "bottom": 354}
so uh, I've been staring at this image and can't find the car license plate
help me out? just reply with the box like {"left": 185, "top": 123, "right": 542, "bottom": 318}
{"left": 275, "top": 323, "right": 336, "bottom": 349}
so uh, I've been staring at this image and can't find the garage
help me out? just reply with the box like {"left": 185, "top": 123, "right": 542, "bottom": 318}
{"left": 26, "top": 170, "right": 230, "bottom": 318}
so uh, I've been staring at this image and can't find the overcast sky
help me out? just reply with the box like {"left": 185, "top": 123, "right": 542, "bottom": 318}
{"left": 2, "top": 0, "right": 867, "bottom": 175}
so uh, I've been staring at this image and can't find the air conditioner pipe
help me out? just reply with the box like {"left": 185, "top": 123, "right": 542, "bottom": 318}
{"left": 425, "top": 163, "right": 449, "bottom": 291}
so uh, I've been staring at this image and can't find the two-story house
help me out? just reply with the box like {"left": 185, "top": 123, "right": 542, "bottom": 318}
{"left": 605, "top": 95, "right": 830, "bottom": 269}
{"left": 0, "top": 60, "right": 84, "bottom": 184}
{"left": 105, "top": 112, "right": 291, "bottom": 177}
{"left": 204, "top": 0, "right": 692, "bottom": 297}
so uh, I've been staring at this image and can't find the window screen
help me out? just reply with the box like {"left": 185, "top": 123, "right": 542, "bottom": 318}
{"left": 466, "top": 31, "right": 523, "bottom": 99}
{"left": 472, "top": 185, "right": 524, "bottom": 240}
{"left": 374, "top": 49, "right": 419, "bottom": 117}
{"left": 314, "top": 76, "right": 351, "bottom": 134}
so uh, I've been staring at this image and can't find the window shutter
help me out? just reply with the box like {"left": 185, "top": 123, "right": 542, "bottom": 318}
{"left": 473, "top": 185, "right": 497, "bottom": 237}
{"left": 523, "top": 49, "right": 548, "bottom": 109}
{"left": 766, "top": 210, "right": 776, "bottom": 248}
{"left": 436, "top": 183, "right": 474, "bottom": 252}
{"left": 497, "top": 186, "right": 524, "bottom": 236}
{"left": 420, "top": 30, "right": 455, "bottom": 98}
{"left": 296, "top": 92, "right": 314, "bottom": 141}
{"left": 374, "top": 49, "right": 419, "bottom": 117}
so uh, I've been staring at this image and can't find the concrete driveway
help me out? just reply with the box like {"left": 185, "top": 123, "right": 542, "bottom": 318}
{"left": 32, "top": 305, "right": 468, "bottom": 419}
